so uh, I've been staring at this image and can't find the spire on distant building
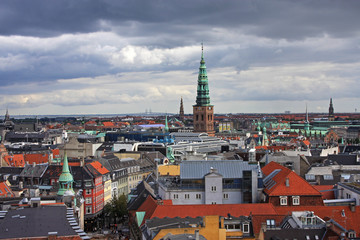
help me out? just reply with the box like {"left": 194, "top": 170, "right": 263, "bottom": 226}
{"left": 195, "top": 43, "right": 211, "bottom": 106}
{"left": 304, "top": 103, "right": 310, "bottom": 132}
{"left": 4, "top": 108, "right": 10, "bottom": 121}
{"left": 179, "top": 97, "right": 184, "bottom": 121}
{"left": 328, "top": 98, "right": 334, "bottom": 121}
{"left": 164, "top": 115, "right": 169, "bottom": 132}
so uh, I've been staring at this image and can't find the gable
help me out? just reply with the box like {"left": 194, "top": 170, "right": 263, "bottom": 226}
{"left": 262, "top": 162, "right": 321, "bottom": 196}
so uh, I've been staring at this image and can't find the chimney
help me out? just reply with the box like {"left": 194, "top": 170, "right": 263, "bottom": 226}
{"left": 195, "top": 229, "right": 200, "bottom": 240}
{"left": 47, "top": 232, "right": 58, "bottom": 240}
{"left": 350, "top": 203, "right": 355, "bottom": 212}
{"left": 285, "top": 177, "right": 289, "bottom": 187}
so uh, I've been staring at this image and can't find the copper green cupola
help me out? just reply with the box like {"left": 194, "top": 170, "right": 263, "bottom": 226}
{"left": 57, "top": 153, "right": 75, "bottom": 196}
{"left": 195, "top": 43, "right": 212, "bottom": 107}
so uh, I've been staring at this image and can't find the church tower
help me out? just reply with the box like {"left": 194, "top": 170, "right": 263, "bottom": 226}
{"left": 328, "top": 98, "right": 334, "bottom": 121}
{"left": 4, "top": 108, "right": 10, "bottom": 121}
{"left": 179, "top": 97, "right": 184, "bottom": 121}
{"left": 193, "top": 44, "right": 215, "bottom": 136}
{"left": 57, "top": 153, "right": 75, "bottom": 196}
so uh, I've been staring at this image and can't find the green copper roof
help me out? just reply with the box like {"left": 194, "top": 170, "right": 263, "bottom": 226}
{"left": 57, "top": 153, "right": 74, "bottom": 196}
{"left": 136, "top": 211, "right": 146, "bottom": 227}
{"left": 194, "top": 44, "right": 211, "bottom": 106}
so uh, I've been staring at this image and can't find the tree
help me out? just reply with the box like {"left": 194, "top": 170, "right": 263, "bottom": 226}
{"left": 103, "top": 194, "right": 128, "bottom": 227}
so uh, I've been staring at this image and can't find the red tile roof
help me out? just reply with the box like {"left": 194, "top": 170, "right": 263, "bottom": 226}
{"left": 150, "top": 203, "right": 277, "bottom": 219}
{"left": 88, "top": 161, "right": 109, "bottom": 175}
{"left": 137, "top": 196, "right": 158, "bottom": 226}
{"left": 313, "top": 185, "right": 336, "bottom": 200}
{"left": 52, "top": 149, "right": 60, "bottom": 159}
{"left": 4, "top": 154, "right": 25, "bottom": 167}
{"left": 24, "top": 153, "right": 49, "bottom": 164}
{"left": 262, "top": 161, "right": 321, "bottom": 196}
{"left": 0, "top": 181, "right": 15, "bottom": 197}
{"left": 102, "top": 122, "right": 115, "bottom": 127}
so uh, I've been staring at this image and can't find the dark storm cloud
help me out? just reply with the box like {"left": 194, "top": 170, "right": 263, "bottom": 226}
{"left": 1, "top": 0, "right": 360, "bottom": 40}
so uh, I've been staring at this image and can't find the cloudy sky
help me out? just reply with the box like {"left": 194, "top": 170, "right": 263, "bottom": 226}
{"left": 1, "top": 0, "right": 360, "bottom": 116}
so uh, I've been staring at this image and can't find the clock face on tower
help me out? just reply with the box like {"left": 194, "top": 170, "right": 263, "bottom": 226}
{"left": 208, "top": 107, "right": 211, "bottom": 110}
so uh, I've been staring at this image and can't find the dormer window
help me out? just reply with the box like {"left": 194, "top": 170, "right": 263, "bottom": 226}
{"left": 292, "top": 196, "right": 300, "bottom": 205}
{"left": 348, "top": 231, "right": 356, "bottom": 238}
{"left": 280, "top": 196, "right": 288, "bottom": 206}
{"left": 242, "top": 223, "right": 249, "bottom": 233}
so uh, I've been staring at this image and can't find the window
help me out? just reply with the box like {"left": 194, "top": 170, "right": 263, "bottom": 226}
{"left": 211, "top": 186, "right": 217, "bottom": 192}
{"left": 86, "top": 189, "right": 92, "bottom": 195}
{"left": 185, "top": 194, "right": 190, "bottom": 199}
{"left": 280, "top": 196, "right": 288, "bottom": 206}
{"left": 346, "top": 193, "right": 351, "bottom": 199}
{"left": 266, "top": 219, "right": 275, "bottom": 228}
{"left": 85, "top": 197, "right": 92, "bottom": 204}
{"left": 324, "top": 174, "right": 334, "bottom": 180}
{"left": 243, "top": 224, "right": 249, "bottom": 233}
{"left": 86, "top": 206, "right": 92, "bottom": 214}
{"left": 173, "top": 194, "right": 178, "bottom": 199}
{"left": 292, "top": 196, "right": 300, "bottom": 205}
{"left": 305, "top": 174, "right": 315, "bottom": 181}
{"left": 224, "top": 193, "right": 229, "bottom": 199}
{"left": 211, "top": 202, "right": 217, "bottom": 204}
{"left": 196, "top": 194, "right": 201, "bottom": 199}
{"left": 348, "top": 232, "right": 356, "bottom": 238}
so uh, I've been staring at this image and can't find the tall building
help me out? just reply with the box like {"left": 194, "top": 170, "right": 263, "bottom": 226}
{"left": 328, "top": 98, "right": 334, "bottom": 121}
{"left": 179, "top": 97, "right": 184, "bottom": 121}
{"left": 193, "top": 44, "right": 215, "bottom": 136}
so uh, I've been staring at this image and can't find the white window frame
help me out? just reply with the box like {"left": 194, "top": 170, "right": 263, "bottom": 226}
{"left": 185, "top": 194, "right": 190, "bottom": 199}
{"left": 280, "top": 196, "right": 288, "bottom": 206}
{"left": 85, "top": 197, "right": 92, "bottom": 204}
{"left": 242, "top": 223, "right": 250, "bottom": 233}
{"left": 224, "top": 193, "right": 229, "bottom": 199}
{"left": 173, "top": 194, "right": 178, "bottom": 199}
{"left": 211, "top": 186, "right": 217, "bottom": 192}
{"left": 266, "top": 219, "right": 275, "bottom": 228}
{"left": 86, "top": 189, "right": 92, "bottom": 195}
{"left": 196, "top": 194, "right": 201, "bottom": 199}
{"left": 348, "top": 232, "right": 356, "bottom": 238}
{"left": 292, "top": 196, "right": 300, "bottom": 205}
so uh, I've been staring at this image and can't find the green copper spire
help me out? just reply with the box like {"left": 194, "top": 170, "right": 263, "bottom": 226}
{"left": 57, "top": 153, "right": 75, "bottom": 196}
{"left": 195, "top": 44, "right": 211, "bottom": 106}
{"left": 304, "top": 103, "right": 310, "bottom": 132}
{"left": 164, "top": 115, "right": 169, "bottom": 132}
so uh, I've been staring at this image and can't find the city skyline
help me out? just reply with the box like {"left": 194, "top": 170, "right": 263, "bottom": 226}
{"left": 1, "top": 1, "right": 360, "bottom": 115}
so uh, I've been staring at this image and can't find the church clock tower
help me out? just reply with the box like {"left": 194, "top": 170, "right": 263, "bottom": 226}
{"left": 193, "top": 44, "right": 215, "bottom": 136}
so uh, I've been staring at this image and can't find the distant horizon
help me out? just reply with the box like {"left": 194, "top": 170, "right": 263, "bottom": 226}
{"left": 3, "top": 111, "right": 360, "bottom": 120}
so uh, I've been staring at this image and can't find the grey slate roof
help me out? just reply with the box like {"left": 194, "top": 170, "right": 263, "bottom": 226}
{"left": 264, "top": 228, "right": 326, "bottom": 240}
{"left": 0, "top": 205, "right": 80, "bottom": 239}
{"left": 20, "top": 164, "right": 48, "bottom": 178}
{"left": 180, "top": 160, "right": 257, "bottom": 179}
{"left": 326, "top": 154, "right": 359, "bottom": 165}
